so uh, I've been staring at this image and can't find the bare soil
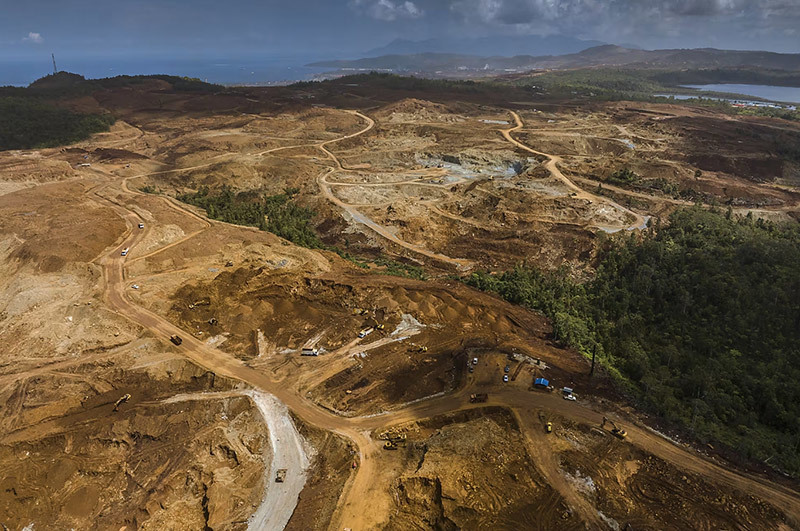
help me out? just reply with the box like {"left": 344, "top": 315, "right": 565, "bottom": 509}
{"left": 0, "top": 77, "right": 798, "bottom": 530}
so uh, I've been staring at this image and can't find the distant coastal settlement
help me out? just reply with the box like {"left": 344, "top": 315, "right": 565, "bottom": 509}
{"left": 656, "top": 83, "right": 799, "bottom": 110}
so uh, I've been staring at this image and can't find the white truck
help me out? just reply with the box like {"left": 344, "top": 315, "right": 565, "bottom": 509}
{"left": 120, "top": 247, "right": 129, "bottom": 256}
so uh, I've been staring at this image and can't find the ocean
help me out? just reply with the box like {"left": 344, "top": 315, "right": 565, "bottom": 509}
{"left": 0, "top": 55, "right": 332, "bottom": 87}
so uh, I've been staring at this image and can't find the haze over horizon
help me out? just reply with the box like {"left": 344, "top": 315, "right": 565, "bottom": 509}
{"left": 2, "top": 0, "right": 800, "bottom": 85}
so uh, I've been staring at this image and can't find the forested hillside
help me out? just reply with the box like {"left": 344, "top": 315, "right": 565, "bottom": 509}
{"left": 0, "top": 97, "right": 114, "bottom": 150}
{"left": 467, "top": 207, "right": 800, "bottom": 475}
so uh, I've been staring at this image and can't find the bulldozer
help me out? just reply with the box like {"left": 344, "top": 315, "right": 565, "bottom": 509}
{"left": 601, "top": 417, "right": 628, "bottom": 439}
{"left": 113, "top": 393, "right": 131, "bottom": 412}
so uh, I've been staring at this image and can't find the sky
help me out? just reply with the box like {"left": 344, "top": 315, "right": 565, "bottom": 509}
{"left": 2, "top": 0, "right": 799, "bottom": 63}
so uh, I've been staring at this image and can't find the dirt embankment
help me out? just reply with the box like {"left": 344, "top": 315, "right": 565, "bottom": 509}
{"left": 383, "top": 407, "right": 580, "bottom": 530}
{"left": 0, "top": 359, "right": 270, "bottom": 531}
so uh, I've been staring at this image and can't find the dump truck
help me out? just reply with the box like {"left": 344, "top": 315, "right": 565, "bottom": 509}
{"left": 469, "top": 393, "right": 488, "bottom": 403}
{"left": 383, "top": 441, "right": 398, "bottom": 450}
{"left": 275, "top": 469, "right": 287, "bottom": 482}
{"left": 545, "top": 422, "right": 553, "bottom": 434}
{"left": 170, "top": 335, "right": 183, "bottom": 346}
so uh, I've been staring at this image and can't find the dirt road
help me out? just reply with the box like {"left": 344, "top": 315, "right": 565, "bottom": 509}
{"left": 501, "top": 111, "right": 649, "bottom": 232}
{"left": 244, "top": 391, "right": 312, "bottom": 531}
{"left": 80, "top": 110, "right": 800, "bottom": 530}
{"left": 315, "top": 111, "right": 475, "bottom": 270}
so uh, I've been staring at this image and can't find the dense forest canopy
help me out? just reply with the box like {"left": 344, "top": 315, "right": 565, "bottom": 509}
{"left": 0, "top": 97, "right": 115, "bottom": 150}
{"left": 179, "top": 186, "right": 323, "bottom": 249}
{"left": 0, "top": 72, "right": 222, "bottom": 151}
{"left": 466, "top": 207, "right": 800, "bottom": 475}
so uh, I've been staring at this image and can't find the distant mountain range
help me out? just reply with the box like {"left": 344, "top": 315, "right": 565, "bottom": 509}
{"left": 310, "top": 45, "right": 800, "bottom": 74}
{"left": 364, "top": 35, "right": 606, "bottom": 58}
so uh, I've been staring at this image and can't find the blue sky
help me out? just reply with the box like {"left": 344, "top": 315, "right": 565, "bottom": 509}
{"left": 2, "top": 0, "right": 799, "bottom": 61}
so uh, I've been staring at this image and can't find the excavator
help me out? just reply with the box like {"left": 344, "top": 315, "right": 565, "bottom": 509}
{"left": 113, "top": 393, "right": 131, "bottom": 412}
{"left": 367, "top": 317, "right": 385, "bottom": 331}
{"left": 380, "top": 430, "right": 407, "bottom": 450}
{"left": 601, "top": 416, "right": 628, "bottom": 439}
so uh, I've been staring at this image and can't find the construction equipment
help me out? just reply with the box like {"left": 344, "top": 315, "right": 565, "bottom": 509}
{"left": 469, "top": 393, "right": 488, "bottom": 403}
{"left": 408, "top": 344, "right": 428, "bottom": 353}
{"left": 601, "top": 417, "right": 628, "bottom": 439}
{"left": 368, "top": 317, "right": 385, "bottom": 331}
{"left": 378, "top": 430, "right": 406, "bottom": 443}
{"left": 545, "top": 422, "right": 553, "bottom": 434}
{"left": 187, "top": 298, "right": 211, "bottom": 310}
{"left": 113, "top": 393, "right": 131, "bottom": 411}
{"left": 352, "top": 308, "right": 369, "bottom": 316}
{"left": 275, "top": 469, "right": 287, "bottom": 482}
{"left": 383, "top": 441, "right": 399, "bottom": 450}
{"left": 170, "top": 335, "right": 183, "bottom": 346}
{"left": 225, "top": 261, "right": 234, "bottom": 267}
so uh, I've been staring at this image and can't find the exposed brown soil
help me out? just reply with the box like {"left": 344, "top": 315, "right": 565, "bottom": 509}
{"left": 0, "top": 77, "right": 798, "bottom": 530}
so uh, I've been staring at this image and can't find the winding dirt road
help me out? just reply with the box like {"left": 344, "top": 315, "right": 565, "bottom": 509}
{"left": 77, "top": 109, "right": 800, "bottom": 530}
{"left": 89, "top": 179, "right": 800, "bottom": 530}
{"left": 501, "top": 111, "right": 649, "bottom": 232}
{"left": 315, "top": 111, "right": 474, "bottom": 270}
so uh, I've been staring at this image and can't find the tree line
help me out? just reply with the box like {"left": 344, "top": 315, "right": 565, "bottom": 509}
{"left": 465, "top": 206, "right": 800, "bottom": 476}
{"left": 0, "top": 96, "right": 115, "bottom": 150}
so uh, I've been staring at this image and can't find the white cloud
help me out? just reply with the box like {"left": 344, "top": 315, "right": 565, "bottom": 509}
{"left": 351, "top": 0, "right": 424, "bottom": 21}
{"left": 23, "top": 32, "right": 44, "bottom": 44}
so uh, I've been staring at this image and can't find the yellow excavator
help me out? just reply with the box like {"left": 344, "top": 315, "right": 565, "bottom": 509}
{"left": 601, "top": 416, "right": 628, "bottom": 439}
{"left": 380, "top": 430, "right": 406, "bottom": 450}
{"left": 113, "top": 393, "right": 131, "bottom": 412}
{"left": 368, "top": 317, "right": 385, "bottom": 331}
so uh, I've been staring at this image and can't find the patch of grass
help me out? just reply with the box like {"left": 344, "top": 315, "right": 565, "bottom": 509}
{"left": 607, "top": 167, "right": 640, "bottom": 186}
